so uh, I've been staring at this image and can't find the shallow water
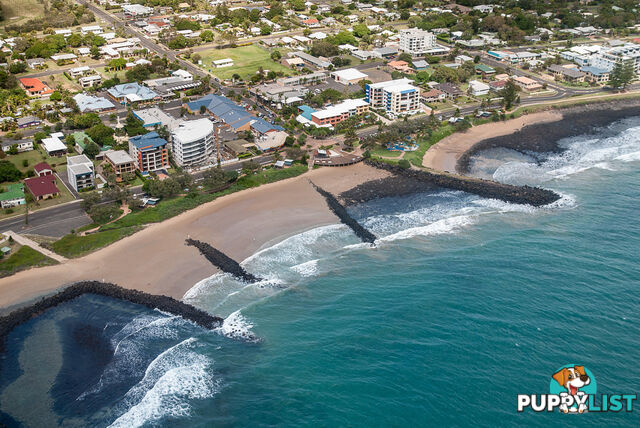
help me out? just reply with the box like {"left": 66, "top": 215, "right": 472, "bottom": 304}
{"left": 1, "top": 117, "right": 640, "bottom": 426}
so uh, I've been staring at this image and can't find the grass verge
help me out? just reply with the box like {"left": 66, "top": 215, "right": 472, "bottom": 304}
{"left": 0, "top": 245, "right": 58, "bottom": 277}
{"left": 51, "top": 226, "right": 140, "bottom": 258}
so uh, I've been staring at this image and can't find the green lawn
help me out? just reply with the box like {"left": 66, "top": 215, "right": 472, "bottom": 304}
{"left": 51, "top": 226, "right": 139, "bottom": 258}
{"left": 198, "top": 45, "right": 292, "bottom": 80}
{"left": 0, "top": 245, "right": 57, "bottom": 277}
{"left": 404, "top": 124, "right": 456, "bottom": 167}
{"left": 6, "top": 148, "right": 67, "bottom": 174}
{"left": 370, "top": 146, "right": 403, "bottom": 158}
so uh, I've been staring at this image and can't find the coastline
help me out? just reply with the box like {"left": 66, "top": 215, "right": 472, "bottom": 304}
{"left": 423, "top": 98, "right": 640, "bottom": 173}
{"left": 0, "top": 163, "right": 390, "bottom": 311}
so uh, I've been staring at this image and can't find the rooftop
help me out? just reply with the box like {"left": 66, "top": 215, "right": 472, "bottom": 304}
{"left": 331, "top": 68, "right": 368, "bottom": 81}
{"left": 0, "top": 183, "right": 24, "bottom": 202}
{"left": 24, "top": 176, "right": 59, "bottom": 197}
{"left": 130, "top": 132, "right": 168, "bottom": 151}
{"left": 107, "top": 83, "right": 158, "bottom": 102}
{"left": 172, "top": 118, "right": 214, "bottom": 143}
{"left": 106, "top": 150, "right": 135, "bottom": 165}
{"left": 73, "top": 93, "right": 115, "bottom": 112}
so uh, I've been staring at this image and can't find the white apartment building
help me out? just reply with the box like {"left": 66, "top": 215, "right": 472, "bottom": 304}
{"left": 590, "top": 43, "right": 640, "bottom": 73}
{"left": 171, "top": 119, "right": 215, "bottom": 167}
{"left": 365, "top": 78, "right": 421, "bottom": 118}
{"left": 66, "top": 155, "right": 95, "bottom": 191}
{"left": 399, "top": 29, "right": 436, "bottom": 56}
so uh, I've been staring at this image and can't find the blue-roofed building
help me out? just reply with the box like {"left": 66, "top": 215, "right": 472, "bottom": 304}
{"left": 580, "top": 66, "right": 611, "bottom": 83}
{"left": 251, "top": 118, "right": 284, "bottom": 135}
{"left": 184, "top": 94, "right": 285, "bottom": 134}
{"left": 73, "top": 93, "right": 116, "bottom": 113}
{"left": 298, "top": 105, "right": 316, "bottom": 121}
{"left": 128, "top": 131, "right": 170, "bottom": 172}
{"left": 107, "top": 83, "right": 159, "bottom": 104}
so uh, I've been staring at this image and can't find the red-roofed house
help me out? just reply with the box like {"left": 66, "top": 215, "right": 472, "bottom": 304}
{"left": 387, "top": 60, "right": 413, "bottom": 73}
{"left": 24, "top": 176, "right": 60, "bottom": 200}
{"left": 19, "top": 77, "right": 54, "bottom": 97}
{"left": 33, "top": 162, "right": 53, "bottom": 177}
{"left": 302, "top": 18, "right": 320, "bottom": 27}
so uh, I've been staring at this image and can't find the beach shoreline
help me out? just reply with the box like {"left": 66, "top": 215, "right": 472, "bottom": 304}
{"left": 423, "top": 98, "right": 640, "bottom": 173}
{"left": 0, "top": 163, "right": 390, "bottom": 311}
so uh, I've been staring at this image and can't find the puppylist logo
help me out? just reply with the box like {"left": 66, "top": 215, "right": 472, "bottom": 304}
{"left": 517, "top": 365, "right": 637, "bottom": 413}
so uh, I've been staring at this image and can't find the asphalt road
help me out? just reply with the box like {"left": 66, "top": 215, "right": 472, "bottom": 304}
{"left": 0, "top": 202, "right": 91, "bottom": 238}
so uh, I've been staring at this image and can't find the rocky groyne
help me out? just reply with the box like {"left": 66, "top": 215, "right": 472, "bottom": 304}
{"left": 310, "top": 181, "right": 377, "bottom": 244}
{"left": 186, "top": 238, "right": 261, "bottom": 282}
{"left": 0, "top": 281, "right": 223, "bottom": 353}
{"left": 457, "top": 100, "right": 640, "bottom": 173}
{"left": 365, "top": 160, "right": 560, "bottom": 207}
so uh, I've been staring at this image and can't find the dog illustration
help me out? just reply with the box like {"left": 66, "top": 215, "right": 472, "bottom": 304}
{"left": 552, "top": 365, "right": 591, "bottom": 413}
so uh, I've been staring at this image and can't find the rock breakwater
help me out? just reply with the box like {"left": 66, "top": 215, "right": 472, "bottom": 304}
{"left": 365, "top": 160, "right": 560, "bottom": 207}
{"left": 186, "top": 238, "right": 261, "bottom": 282}
{"left": 0, "top": 281, "right": 223, "bottom": 353}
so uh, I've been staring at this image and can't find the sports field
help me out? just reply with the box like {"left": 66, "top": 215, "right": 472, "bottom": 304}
{"left": 197, "top": 45, "right": 292, "bottom": 80}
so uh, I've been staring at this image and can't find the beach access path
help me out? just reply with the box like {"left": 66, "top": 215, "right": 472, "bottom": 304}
{"left": 0, "top": 164, "right": 390, "bottom": 311}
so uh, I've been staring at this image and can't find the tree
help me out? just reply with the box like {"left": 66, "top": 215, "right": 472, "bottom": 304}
{"left": 311, "top": 41, "right": 338, "bottom": 57}
{"left": 86, "top": 123, "right": 115, "bottom": 146}
{"left": 50, "top": 91, "right": 62, "bottom": 102}
{"left": 270, "top": 50, "right": 282, "bottom": 61}
{"left": 0, "top": 160, "right": 22, "bottom": 182}
{"left": 501, "top": 80, "right": 520, "bottom": 110}
{"left": 200, "top": 30, "right": 214, "bottom": 43}
{"left": 84, "top": 141, "right": 101, "bottom": 159}
{"left": 609, "top": 59, "right": 635, "bottom": 90}
{"left": 202, "top": 167, "right": 226, "bottom": 189}
{"left": 398, "top": 159, "right": 411, "bottom": 169}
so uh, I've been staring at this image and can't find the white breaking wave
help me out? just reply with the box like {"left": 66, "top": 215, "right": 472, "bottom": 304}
{"left": 491, "top": 121, "right": 640, "bottom": 185}
{"left": 217, "top": 310, "right": 259, "bottom": 342}
{"left": 378, "top": 215, "right": 476, "bottom": 243}
{"left": 108, "top": 338, "right": 218, "bottom": 428}
{"left": 290, "top": 259, "right": 319, "bottom": 277}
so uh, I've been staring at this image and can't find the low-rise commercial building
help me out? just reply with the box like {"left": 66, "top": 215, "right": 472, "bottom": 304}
{"left": 330, "top": 68, "right": 368, "bottom": 86}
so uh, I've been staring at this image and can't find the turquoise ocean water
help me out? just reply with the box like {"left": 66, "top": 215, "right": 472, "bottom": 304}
{"left": 1, "top": 117, "right": 640, "bottom": 426}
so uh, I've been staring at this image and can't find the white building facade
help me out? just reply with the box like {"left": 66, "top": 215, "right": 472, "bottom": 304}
{"left": 399, "top": 29, "right": 436, "bottom": 56}
{"left": 170, "top": 119, "right": 215, "bottom": 167}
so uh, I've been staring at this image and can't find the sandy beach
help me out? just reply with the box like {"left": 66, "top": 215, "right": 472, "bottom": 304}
{"left": 422, "top": 110, "right": 563, "bottom": 172}
{"left": 0, "top": 163, "right": 390, "bottom": 311}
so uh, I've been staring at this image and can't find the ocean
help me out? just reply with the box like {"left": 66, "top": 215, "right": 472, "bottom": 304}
{"left": 1, "top": 117, "right": 640, "bottom": 427}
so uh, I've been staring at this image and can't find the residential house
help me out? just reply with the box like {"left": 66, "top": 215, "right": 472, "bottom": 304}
{"left": 78, "top": 75, "right": 102, "bottom": 88}
{"left": 513, "top": 76, "right": 543, "bottom": 92}
{"left": 16, "top": 116, "right": 41, "bottom": 129}
{"left": 1, "top": 139, "right": 33, "bottom": 153}
{"left": 24, "top": 176, "right": 60, "bottom": 201}
{"left": 468, "top": 80, "right": 490, "bottom": 96}
{"left": 387, "top": 60, "right": 413, "bottom": 73}
{"left": 0, "top": 183, "right": 25, "bottom": 209}
{"left": 474, "top": 64, "right": 496, "bottom": 77}
{"left": 107, "top": 83, "right": 159, "bottom": 104}
{"left": 41, "top": 134, "right": 68, "bottom": 156}
{"left": 434, "top": 83, "right": 463, "bottom": 99}
{"left": 19, "top": 78, "right": 53, "bottom": 97}
{"left": 33, "top": 162, "right": 53, "bottom": 177}
{"left": 421, "top": 89, "right": 446, "bottom": 103}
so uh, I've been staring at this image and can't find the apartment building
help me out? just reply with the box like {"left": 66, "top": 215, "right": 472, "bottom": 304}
{"left": 129, "top": 132, "right": 170, "bottom": 173}
{"left": 105, "top": 150, "right": 136, "bottom": 180}
{"left": 66, "top": 154, "right": 95, "bottom": 191}
{"left": 365, "top": 79, "right": 421, "bottom": 118}
{"left": 171, "top": 119, "right": 215, "bottom": 167}
{"left": 310, "top": 99, "right": 370, "bottom": 127}
{"left": 399, "top": 29, "right": 436, "bottom": 56}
